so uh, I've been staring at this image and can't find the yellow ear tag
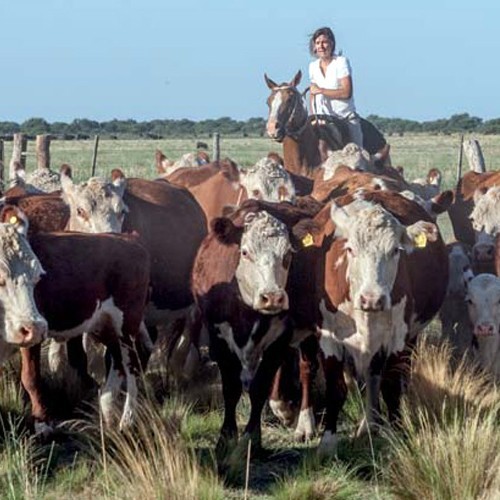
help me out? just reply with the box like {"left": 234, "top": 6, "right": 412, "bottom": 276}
{"left": 302, "top": 233, "right": 314, "bottom": 247}
{"left": 9, "top": 216, "right": 18, "bottom": 225}
{"left": 414, "top": 232, "right": 427, "bottom": 248}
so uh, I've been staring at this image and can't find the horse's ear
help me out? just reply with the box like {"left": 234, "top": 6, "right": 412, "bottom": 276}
{"left": 264, "top": 73, "right": 277, "bottom": 89}
{"left": 291, "top": 70, "right": 302, "bottom": 87}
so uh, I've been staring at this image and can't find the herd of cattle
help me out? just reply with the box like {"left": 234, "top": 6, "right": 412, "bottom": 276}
{"left": 1, "top": 113, "right": 500, "bottom": 461}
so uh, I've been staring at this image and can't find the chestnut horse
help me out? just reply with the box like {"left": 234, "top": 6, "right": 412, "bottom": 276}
{"left": 265, "top": 70, "right": 391, "bottom": 179}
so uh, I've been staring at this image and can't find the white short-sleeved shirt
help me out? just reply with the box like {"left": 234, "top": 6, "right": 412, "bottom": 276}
{"left": 308, "top": 55, "right": 357, "bottom": 118}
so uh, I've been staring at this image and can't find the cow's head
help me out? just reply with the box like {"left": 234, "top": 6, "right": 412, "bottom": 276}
{"left": 468, "top": 186, "right": 500, "bottom": 267}
{"left": 331, "top": 198, "right": 438, "bottom": 312}
{"left": 446, "top": 242, "right": 473, "bottom": 297}
{"left": 61, "top": 167, "right": 128, "bottom": 233}
{"left": 0, "top": 206, "right": 48, "bottom": 346}
{"left": 465, "top": 273, "right": 500, "bottom": 339}
{"left": 212, "top": 210, "right": 292, "bottom": 314}
{"left": 239, "top": 157, "right": 296, "bottom": 203}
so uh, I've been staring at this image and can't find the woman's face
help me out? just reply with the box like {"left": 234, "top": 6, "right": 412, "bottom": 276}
{"left": 314, "top": 34, "right": 333, "bottom": 58}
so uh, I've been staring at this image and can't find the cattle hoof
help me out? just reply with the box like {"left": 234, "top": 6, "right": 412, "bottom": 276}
{"left": 293, "top": 407, "right": 316, "bottom": 442}
{"left": 317, "top": 430, "right": 339, "bottom": 459}
{"left": 34, "top": 420, "right": 55, "bottom": 439}
{"left": 269, "top": 399, "right": 297, "bottom": 427}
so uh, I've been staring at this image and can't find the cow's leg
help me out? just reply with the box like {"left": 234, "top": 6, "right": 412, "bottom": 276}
{"left": 99, "top": 340, "right": 125, "bottom": 427}
{"left": 20, "top": 346, "right": 52, "bottom": 436}
{"left": 381, "top": 349, "right": 411, "bottom": 424}
{"left": 356, "top": 349, "right": 386, "bottom": 437}
{"left": 212, "top": 338, "right": 242, "bottom": 457}
{"left": 118, "top": 339, "right": 139, "bottom": 430}
{"left": 318, "top": 351, "right": 347, "bottom": 457}
{"left": 242, "top": 333, "right": 291, "bottom": 452}
{"left": 294, "top": 336, "right": 318, "bottom": 442}
{"left": 268, "top": 349, "right": 298, "bottom": 428}
{"left": 67, "top": 335, "right": 98, "bottom": 391}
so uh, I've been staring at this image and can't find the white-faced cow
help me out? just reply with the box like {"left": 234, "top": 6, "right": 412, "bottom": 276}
{"left": 465, "top": 273, "right": 500, "bottom": 379}
{"left": 1, "top": 205, "right": 151, "bottom": 432}
{"left": 0, "top": 213, "right": 47, "bottom": 366}
{"left": 290, "top": 189, "right": 448, "bottom": 455}
{"left": 191, "top": 205, "right": 301, "bottom": 458}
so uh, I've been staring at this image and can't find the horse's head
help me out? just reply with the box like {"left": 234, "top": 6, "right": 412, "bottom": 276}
{"left": 264, "top": 71, "right": 308, "bottom": 142}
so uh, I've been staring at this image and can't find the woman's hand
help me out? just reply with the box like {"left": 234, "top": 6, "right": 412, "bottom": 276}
{"left": 310, "top": 84, "right": 323, "bottom": 96}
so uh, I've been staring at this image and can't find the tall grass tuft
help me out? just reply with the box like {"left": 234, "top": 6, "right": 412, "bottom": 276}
{"left": 81, "top": 397, "right": 224, "bottom": 500}
{"left": 0, "top": 415, "right": 54, "bottom": 499}
{"left": 383, "top": 337, "right": 500, "bottom": 500}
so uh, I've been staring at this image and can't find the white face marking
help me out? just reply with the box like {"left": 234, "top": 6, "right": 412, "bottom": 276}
{"left": 331, "top": 201, "right": 409, "bottom": 312}
{"left": 267, "top": 91, "right": 283, "bottom": 137}
{"left": 465, "top": 274, "right": 500, "bottom": 377}
{"left": 471, "top": 186, "right": 500, "bottom": 236}
{"left": 0, "top": 224, "right": 47, "bottom": 346}
{"left": 63, "top": 177, "right": 128, "bottom": 233}
{"left": 239, "top": 157, "right": 296, "bottom": 203}
{"left": 235, "top": 212, "right": 292, "bottom": 313}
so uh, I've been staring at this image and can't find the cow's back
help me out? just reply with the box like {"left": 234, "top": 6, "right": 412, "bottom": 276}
{"left": 31, "top": 232, "right": 150, "bottom": 331}
{"left": 123, "top": 178, "right": 207, "bottom": 310}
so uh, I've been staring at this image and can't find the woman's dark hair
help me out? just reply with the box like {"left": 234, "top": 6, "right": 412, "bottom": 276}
{"left": 309, "top": 27, "right": 336, "bottom": 57}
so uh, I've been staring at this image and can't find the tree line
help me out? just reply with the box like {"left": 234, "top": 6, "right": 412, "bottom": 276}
{"left": 1, "top": 113, "right": 499, "bottom": 140}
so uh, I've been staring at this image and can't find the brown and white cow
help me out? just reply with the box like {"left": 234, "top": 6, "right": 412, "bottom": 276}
{"left": 1, "top": 205, "right": 151, "bottom": 432}
{"left": 192, "top": 205, "right": 302, "bottom": 457}
{"left": 465, "top": 273, "right": 500, "bottom": 379}
{"left": 290, "top": 189, "right": 448, "bottom": 455}
{"left": 167, "top": 156, "right": 297, "bottom": 225}
{"left": 0, "top": 213, "right": 48, "bottom": 366}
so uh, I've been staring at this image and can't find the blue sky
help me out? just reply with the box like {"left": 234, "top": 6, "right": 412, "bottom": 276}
{"left": 2, "top": 0, "right": 499, "bottom": 123}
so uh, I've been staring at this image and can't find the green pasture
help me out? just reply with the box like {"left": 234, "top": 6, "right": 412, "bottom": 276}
{"left": 1, "top": 134, "right": 500, "bottom": 498}
{"left": 3, "top": 133, "right": 500, "bottom": 189}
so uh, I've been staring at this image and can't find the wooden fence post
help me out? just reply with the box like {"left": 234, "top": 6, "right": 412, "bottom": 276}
{"left": 9, "top": 133, "right": 27, "bottom": 181}
{"left": 456, "top": 134, "right": 463, "bottom": 185}
{"left": 463, "top": 139, "right": 486, "bottom": 173}
{"left": 91, "top": 135, "right": 100, "bottom": 177}
{"left": 36, "top": 134, "right": 51, "bottom": 170}
{"left": 0, "top": 139, "right": 4, "bottom": 188}
{"left": 212, "top": 132, "right": 220, "bottom": 162}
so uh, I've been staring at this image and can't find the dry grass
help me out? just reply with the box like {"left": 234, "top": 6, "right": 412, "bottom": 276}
{"left": 383, "top": 338, "right": 500, "bottom": 500}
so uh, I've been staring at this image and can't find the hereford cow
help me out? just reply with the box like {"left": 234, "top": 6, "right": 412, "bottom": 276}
{"left": 167, "top": 156, "right": 297, "bottom": 225}
{"left": 439, "top": 242, "right": 474, "bottom": 358}
{"left": 465, "top": 273, "right": 500, "bottom": 379}
{"left": 192, "top": 205, "right": 302, "bottom": 458}
{"left": 0, "top": 213, "right": 48, "bottom": 366}
{"left": 468, "top": 183, "right": 500, "bottom": 275}
{"left": 289, "top": 189, "right": 448, "bottom": 455}
{"left": 1, "top": 206, "right": 151, "bottom": 432}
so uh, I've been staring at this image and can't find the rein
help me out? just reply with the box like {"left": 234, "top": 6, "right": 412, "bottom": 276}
{"left": 278, "top": 86, "right": 309, "bottom": 140}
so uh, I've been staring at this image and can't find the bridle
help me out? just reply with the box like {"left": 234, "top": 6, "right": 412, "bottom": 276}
{"left": 271, "top": 85, "right": 310, "bottom": 141}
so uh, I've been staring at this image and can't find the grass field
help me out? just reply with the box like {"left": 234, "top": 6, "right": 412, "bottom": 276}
{"left": 0, "top": 134, "right": 500, "bottom": 499}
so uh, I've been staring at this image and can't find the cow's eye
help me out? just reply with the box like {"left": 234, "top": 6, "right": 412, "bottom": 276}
{"left": 241, "top": 249, "right": 251, "bottom": 260}
{"left": 0, "top": 277, "right": 5, "bottom": 287}
{"left": 76, "top": 207, "right": 88, "bottom": 219}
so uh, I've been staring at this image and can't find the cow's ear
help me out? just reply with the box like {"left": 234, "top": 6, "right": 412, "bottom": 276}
{"left": 292, "top": 218, "right": 322, "bottom": 249}
{"left": 264, "top": 73, "right": 278, "bottom": 89}
{"left": 220, "top": 159, "right": 240, "bottom": 183}
{"left": 211, "top": 217, "right": 243, "bottom": 245}
{"left": 403, "top": 220, "right": 438, "bottom": 251}
{"left": 430, "top": 190, "right": 454, "bottom": 215}
{"left": 111, "top": 169, "right": 127, "bottom": 196}
{"left": 60, "top": 164, "right": 75, "bottom": 196}
{"left": 329, "top": 202, "right": 350, "bottom": 238}
{"left": 291, "top": 70, "right": 302, "bottom": 87}
{"left": 0, "top": 205, "right": 29, "bottom": 235}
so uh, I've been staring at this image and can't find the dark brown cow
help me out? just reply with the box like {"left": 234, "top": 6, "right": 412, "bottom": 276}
{"left": 0, "top": 206, "right": 151, "bottom": 433}
{"left": 287, "top": 189, "right": 448, "bottom": 455}
{"left": 192, "top": 201, "right": 313, "bottom": 458}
